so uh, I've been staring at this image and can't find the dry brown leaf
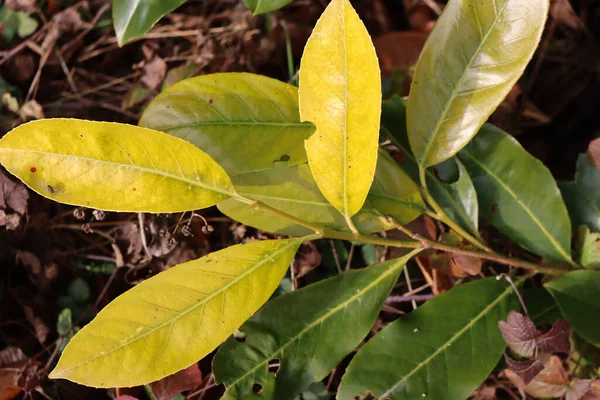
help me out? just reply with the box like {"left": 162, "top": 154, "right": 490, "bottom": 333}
{"left": 582, "top": 380, "right": 600, "bottom": 400}
{"left": 525, "top": 356, "right": 569, "bottom": 399}
{"left": 142, "top": 56, "right": 167, "bottom": 90}
{"left": 551, "top": 0, "right": 584, "bottom": 31}
{"left": 588, "top": 138, "right": 600, "bottom": 170}
{"left": 0, "top": 348, "right": 26, "bottom": 368}
{"left": 23, "top": 306, "right": 48, "bottom": 345}
{"left": 294, "top": 241, "right": 322, "bottom": 279}
{"left": 374, "top": 31, "right": 428, "bottom": 78}
{"left": 150, "top": 364, "right": 203, "bottom": 400}
{"left": 0, "top": 171, "right": 29, "bottom": 215}
{"left": 5, "top": 0, "right": 36, "bottom": 12}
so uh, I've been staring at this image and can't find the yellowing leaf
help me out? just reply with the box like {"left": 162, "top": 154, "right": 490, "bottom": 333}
{"left": 49, "top": 238, "right": 303, "bottom": 388}
{"left": 140, "top": 73, "right": 315, "bottom": 176}
{"left": 0, "top": 119, "right": 234, "bottom": 213}
{"left": 407, "top": 0, "right": 550, "bottom": 167}
{"left": 299, "top": 0, "right": 381, "bottom": 218}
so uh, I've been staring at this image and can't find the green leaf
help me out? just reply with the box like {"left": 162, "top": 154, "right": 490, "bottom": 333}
{"left": 429, "top": 158, "right": 479, "bottom": 236}
{"left": 576, "top": 226, "right": 600, "bottom": 269}
{"left": 113, "top": 0, "right": 187, "bottom": 46}
{"left": 458, "top": 124, "right": 573, "bottom": 263}
{"left": 560, "top": 155, "right": 600, "bottom": 232}
{"left": 545, "top": 270, "right": 600, "bottom": 347}
{"left": 368, "top": 151, "right": 427, "bottom": 226}
{"left": 140, "top": 73, "right": 315, "bottom": 176}
{"left": 16, "top": 12, "right": 38, "bottom": 38}
{"left": 243, "top": 0, "right": 293, "bottom": 15}
{"left": 523, "top": 288, "right": 561, "bottom": 325}
{"left": 381, "top": 96, "right": 481, "bottom": 239}
{"left": 0, "top": 119, "right": 234, "bottom": 213}
{"left": 299, "top": 0, "right": 381, "bottom": 218}
{"left": 338, "top": 277, "right": 521, "bottom": 400}
{"left": 50, "top": 238, "right": 303, "bottom": 387}
{"left": 406, "top": 0, "right": 549, "bottom": 167}
{"left": 213, "top": 250, "right": 420, "bottom": 400}
{"left": 218, "top": 162, "right": 392, "bottom": 236}
{"left": 218, "top": 154, "right": 424, "bottom": 236}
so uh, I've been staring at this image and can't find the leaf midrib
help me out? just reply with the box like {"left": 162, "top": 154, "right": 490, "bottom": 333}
{"left": 222, "top": 250, "right": 420, "bottom": 392}
{"left": 418, "top": 1, "right": 510, "bottom": 165}
{"left": 161, "top": 121, "right": 311, "bottom": 129}
{"left": 52, "top": 239, "right": 300, "bottom": 376}
{"left": 0, "top": 148, "right": 235, "bottom": 198}
{"left": 460, "top": 150, "right": 571, "bottom": 262}
{"left": 379, "top": 281, "right": 516, "bottom": 397}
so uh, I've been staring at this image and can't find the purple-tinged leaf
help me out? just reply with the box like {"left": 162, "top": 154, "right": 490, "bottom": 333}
{"left": 503, "top": 352, "right": 544, "bottom": 385}
{"left": 566, "top": 380, "right": 592, "bottom": 400}
{"left": 498, "top": 311, "right": 538, "bottom": 357}
{"left": 539, "top": 320, "right": 571, "bottom": 355}
{"left": 526, "top": 356, "right": 569, "bottom": 399}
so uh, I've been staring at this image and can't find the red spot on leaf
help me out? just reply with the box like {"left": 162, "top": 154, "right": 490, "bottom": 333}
{"left": 209, "top": 99, "right": 214, "bottom": 104}
{"left": 30, "top": 167, "right": 36, "bottom": 173}
{"left": 133, "top": 188, "right": 137, "bottom": 191}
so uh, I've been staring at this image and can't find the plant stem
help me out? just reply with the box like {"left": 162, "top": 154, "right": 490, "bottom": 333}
{"left": 418, "top": 166, "right": 491, "bottom": 252}
{"left": 344, "top": 215, "right": 360, "bottom": 235}
{"left": 232, "top": 196, "right": 571, "bottom": 276}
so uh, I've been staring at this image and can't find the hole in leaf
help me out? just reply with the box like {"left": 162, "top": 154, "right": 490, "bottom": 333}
{"left": 252, "top": 383, "right": 263, "bottom": 394}
{"left": 233, "top": 330, "right": 246, "bottom": 343}
{"left": 268, "top": 358, "right": 280, "bottom": 376}
{"left": 278, "top": 154, "right": 290, "bottom": 162}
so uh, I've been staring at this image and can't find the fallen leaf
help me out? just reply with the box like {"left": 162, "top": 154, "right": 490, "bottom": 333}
{"left": 526, "top": 356, "right": 569, "bottom": 399}
{"left": 0, "top": 210, "right": 22, "bottom": 230}
{"left": 5, "top": 0, "right": 36, "bottom": 12}
{"left": 294, "top": 241, "right": 322, "bottom": 279}
{"left": 18, "top": 100, "right": 44, "bottom": 121}
{"left": 499, "top": 311, "right": 539, "bottom": 358}
{"left": 374, "top": 31, "right": 427, "bottom": 78}
{"left": 588, "top": 138, "right": 600, "bottom": 170}
{"left": 150, "top": 364, "right": 203, "bottom": 400}
{"left": 15, "top": 250, "right": 41, "bottom": 274}
{"left": 448, "top": 254, "right": 483, "bottom": 277}
{"left": 551, "top": 0, "right": 584, "bottom": 31}
{"left": 582, "top": 380, "right": 600, "bottom": 400}
{"left": 23, "top": 306, "right": 48, "bottom": 344}
{"left": 0, "top": 348, "right": 26, "bottom": 367}
{"left": 567, "top": 380, "right": 593, "bottom": 400}
{"left": 0, "top": 170, "right": 28, "bottom": 215}
{"left": 504, "top": 352, "right": 545, "bottom": 385}
{"left": 142, "top": 56, "right": 167, "bottom": 90}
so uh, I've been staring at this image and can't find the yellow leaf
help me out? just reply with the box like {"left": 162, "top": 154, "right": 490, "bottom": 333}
{"left": 49, "top": 238, "right": 303, "bottom": 388}
{"left": 0, "top": 119, "right": 234, "bottom": 213}
{"left": 299, "top": 0, "right": 381, "bottom": 219}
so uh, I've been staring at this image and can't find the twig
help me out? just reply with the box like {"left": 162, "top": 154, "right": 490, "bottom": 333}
{"left": 386, "top": 294, "right": 435, "bottom": 303}
{"left": 330, "top": 240, "right": 343, "bottom": 274}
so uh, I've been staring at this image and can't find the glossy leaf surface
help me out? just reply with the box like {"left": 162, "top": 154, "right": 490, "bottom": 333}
{"left": 0, "top": 119, "right": 233, "bottom": 213}
{"left": 406, "top": 0, "right": 549, "bottom": 167}
{"left": 214, "top": 251, "right": 419, "bottom": 400}
{"left": 382, "top": 97, "right": 481, "bottom": 238}
{"left": 545, "top": 270, "right": 600, "bottom": 347}
{"left": 559, "top": 154, "right": 600, "bottom": 232}
{"left": 50, "top": 239, "right": 302, "bottom": 387}
{"left": 243, "top": 0, "right": 293, "bottom": 15}
{"left": 140, "top": 73, "right": 315, "bottom": 176}
{"left": 429, "top": 158, "right": 480, "bottom": 237}
{"left": 338, "top": 277, "right": 520, "bottom": 400}
{"left": 218, "top": 154, "right": 424, "bottom": 236}
{"left": 458, "top": 124, "right": 572, "bottom": 263}
{"left": 113, "top": 0, "right": 187, "bottom": 46}
{"left": 299, "top": 0, "right": 381, "bottom": 217}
